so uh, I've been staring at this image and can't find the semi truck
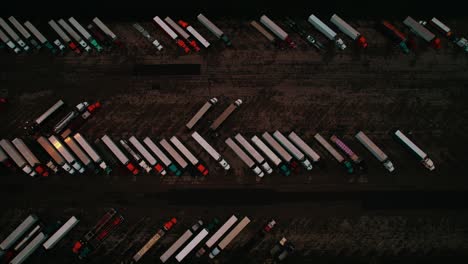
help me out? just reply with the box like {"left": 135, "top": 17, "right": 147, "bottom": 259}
{"left": 251, "top": 21, "right": 277, "bottom": 45}
{"left": 0, "top": 27, "right": 21, "bottom": 53}
{"left": 191, "top": 131, "right": 230, "bottom": 170}
{"left": 101, "top": 135, "right": 139, "bottom": 175}
{"left": 53, "top": 102, "right": 88, "bottom": 134}
{"left": 94, "top": 139, "right": 119, "bottom": 167}
{"left": 234, "top": 133, "right": 273, "bottom": 174}
{"left": 160, "top": 139, "right": 189, "bottom": 171}
{"left": 288, "top": 132, "right": 321, "bottom": 163}
{"left": 425, "top": 18, "right": 468, "bottom": 52}
{"left": 129, "top": 136, "right": 166, "bottom": 175}
{"left": 165, "top": 17, "right": 200, "bottom": 52}
{"left": 120, "top": 139, "right": 152, "bottom": 173}
{"left": 43, "top": 216, "right": 79, "bottom": 250}
{"left": 160, "top": 220, "right": 203, "bottom": 263}
{"left": 355, "top": 131, "right": 394, "bottom": 172}
{"left": 58, "top": 19, "right": 90, "bottom": 52}
{"left": 196, "top": 215, "right": 238, "bottom": 257}
{"left": 0, "top": 17, "right": 30, "bottom": 51}
{"left": 403, "top": 16, "right": 441, "bottom": 49}
{"left": 48, "top": 20, "right": 81, "bottom": 54}
{"left": 73, "top": 133, "right": 112, "bottom": 175}
{"left": 11, "top": 224, "right": 41, "bottom": 255}
{"left": 10, "top": 232, "right": 48, "bottom": 264}
{"left": 209, "top": 216, "right": 250, "bottom": 259}
{"left": 251, "top": 135, "right": 290, "bottom": 176}
{"left": 330, "top": 14, "right": 368, "bottom": 48}
{"left": 8, "top": 16, "right": 40, "bottom": 49}
{"left": 225, "top": 138, "right": 264, "bottom": 178}
{"left": 133, "top": 23, "right": 163, "bottom": 51}
{"left": 143, "top": 137, "right": 181, "bottom": 176}
{"left": 30, "top": 100, "right": 64, "bottom": 131}
{"left": 308, "top": 14, "right": 347, "bottom": 50}
{"left": 0, "top": 215, "right": 38, "bottom": 252}
{"left": 284, "top": 17, "right": 324, "bottom": 50}
{"left": 210, "top": 99, "right": 243, "bottom": 131}
{"left": 12, "top": 138, "right": 49, "bottom": 177}
{"left": 64, "top": 137, "right": 94, "bottom": 171}
{"left": 37, "top": 136, "right": 74, "bottom": 174}
{"left": 262, "top": 132, "right": 297, "bottom": 171}
{"left": 132, "top": 218, "right": 177, "bottom": 262}
{"left": 273, "top": 131, "right": 313, "bottom": 170}
{"left": 69, "top": 17, "right": 103, "bottom": 52}
{"left": 380, "top": 21, "right": 410, "bottom": 54}
{"left": 260, "top": 15, "right": 296, "bottom": 48}
{"left": 175, "top": 219, "right": 219, "bottom": 262}
{"left": 178, "top": 20, "right": 211, "bottom": 48}
{"left": 153, "top": 16, "right": 188, "bottom": 53}
{"left": 197, "top": 13, "right": 231, "bottom": 46}
{"left": 394, "top": 130, "right": 435, "bottom": 171}
{"left": 0, "top": 139, "right": 36, "bottom": 177}
{"left": 49, "top": 135, "right": 85, "bottom": 173}
{"left": 330, "top": 135, "right": 365, "bottom": 168}
{"left": 314, "top": 133, "right": 354, "bottom": 174}
{"left": 170, "top": 136, "right": 209, "bottom": 176}
{"left": 186, "top": 97, "right": 218, "bottom": 130}
{"left": 92, "top": 17, "right": 124, "bottom": 48}
{"left": 23, "top": 21, "right": 58, "bottom": 54}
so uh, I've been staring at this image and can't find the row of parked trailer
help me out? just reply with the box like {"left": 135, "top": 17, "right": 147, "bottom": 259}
{"left": 0, "top": 14, "right": 466, "bottom": 55}
{"left": 0, "top": 212, "right": 285, "bottom": 263}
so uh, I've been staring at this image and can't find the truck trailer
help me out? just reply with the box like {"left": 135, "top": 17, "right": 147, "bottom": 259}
{"left": 32, "top": 100, "right": 65, "bottom": 129}
{"left": 143, "top": 137, "right": 181, "bottom": 176}
{"left": 58, "top": 19, "right": 90, "bottom": 52}
{"left": 273, "top": 131, "right": 313, "bottom": 170}
{"left": 426, "top": 17, "right": 468, "bottom": 52}
{"left": 132, "top": 218, "right": 177, "bottom": 262}
{"left": 160, "top": 220, "right": 203, "bottom": 263}
{"left": 43, "top": 216, "right": 79, "bottom": 250}
{"left": 259, "top": 15, "right": 296, "bottom": 48}
{"left": 49, "top": 135, "right": 85, "bottom": 173}
{"left": 101, "top": 135, "right": 139, "bottom": 175}
{"left": 186, "top": 97, "right": 218, "bottom": 130}
{"left": 64, "top": 137, "right": 94, "bottom": 171}
{"left": 73, "top": 133, "right": 112, "bottom": 175}
{"left": 0, "top": 27, "right": 21, "bottom": 53}
{"left": 394, "top": 130, "right": 435, "bottom": 171}
{"left": 8, "top": 16, "right": 40, "bottom": 49}
{"left": 165, "top": 17, "right": 200, "bottom": 52}
{"left": 380, "top": 21, "right": 410, "bottom": 53}
{"left": 330, "top": 135, "right": 364, "bottom": 165}
{"left": 133, "top": 23, "right": 163, "bottom": 51}
{"left": 210, "top": 99, "right": 243, "bottom": 131}
{"left": 153, "top": 16, "right": 188, "bottom": 53}
{"left": 262, "top": 132, "right": 297, "bottom": 171}
{"left": 251, "top": 21, "right": 276, "bottom": 44}
{"left": 0, "top": 139, "right": 36, "bottom": 177}
{"left": 235, "top": 133, "right": 273, "bottom": 174}
{"left": 129, "top": 136, "right": 166, "bottom": 175}
{"left": 197, "top": 13, "right": 231, "bottom": 46}
{"left": 226, "top": 138, "right": 264, "bottom": 178}
{"left": 119, "top": 139, "right": 152, "bottom": 173}
{"left": 37, "top": 136, "right": 74, "bottom": 174}
{"left": 160, "top": 139, "right": 189, "bottom": 171}
{"left": 314, "top": 133, "right": 354, "bottom": 174}
{"left": 209, "top": 217, "right": 250, "bottom": 259}
{"left": 308, "top": 14, "right": 346, "bottom": 50}
{"left": 10, "top": 232, "right": 48, "bottom": 264}
{"left": 170, "top": 136, "right": 209, "bottom": 176}
{"left": 330, "top": 14, "right": 367, "bottom": 48}
{"left": 355, "top": 131, "right": 394, "bottom": 172}
{"left": 12, "top": 138, "right": 49, "bottom": 177}
{"left": 0, "top": 17, "right": 29, "bottom": 51}
{"left": 23, "top": 21, "right": 58, "bottom": 54}
{"left": 175, "top": 219, "right": 219, "bottom": 262}
{"left": 251, "top": 136, "right": 290, "bottom": 176}
{"left": 197, "top": 215, "right": 238, "bottom": 257}
{"left": 0, "top": 215, "right": 38, "bottom": 251}
{"left": 178, "top": 20, "right": 211, "bottom": 48}
{"left": 288, "top": 132, "right": 321, "bottom": 162}
{"left": 403, "top": 16, "right": 441, "bottom": 49}
{"left": 48, "top": 20, "right": 81, "bottom": 54}
{"left": 69, "top": 17, "right": 103, "bottom": 52}
{"left": 92, "top": 17, "right": 124, "bottom": 48}
{"left": 191, "top": 131, "right": 230, "bottom": 170}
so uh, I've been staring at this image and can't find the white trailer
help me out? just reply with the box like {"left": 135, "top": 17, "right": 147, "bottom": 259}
{"left": 0, "top": 17, "right": 29, "bottom": 51}
{"left": 13, "top": 225, "right": 40, "bottom": 252}
{"left": 153, "top": 16, "right": 178, "bottom": 40}
{"left": 48, "top": 20, "right": 80, "bottom": 54}
{"left": 210, "top": 99, "right": 243, "bottom": 131}
{"left": 330, "top": 14, "right": 367, "bottom": 48}
{"left": 160, "top": 221, "right": 203, "bottom": 263}
{"left": 259, "top": 15, "right": 296, "bottom": 48}
{"left": 205, "top": 215, "right": 238, "bottom": 249}
{"left": 49, "top": 135, "right": 84, "bottom": 173}
{"left": 43, "top": 216, "right": 79, "bottom": 250}
{"left": 64, "top": 137, "right": 93, "bottom": 169}
{"left": 129, "top": 136, "right": 166, "bottom": 175}
{"left": 403, "top": 16, "right": 436, "bottom": 43}
{"left": 261, "top": 132, "right": 294, "bottom": 164}
{"left": 209, "top": 217, "right": 250, "bottom": 259}
{"left": 0, "top": 27, "right": 21, "bottom": 53}
{"left": 191, "top": 132, "right": 230, "bottom": 170}
{"left": 0, "top": 139, "right": 36, "bottom": 177}
{"left": 308, "top": 14, "right": 346, "bottom": 50}
{"left": 178, "top": 20, "right": 211, "bottom": 48}
{"left": 8, "top": 17, "right": 40, "bottom": 49}
{"left": 225, "top": 138, "right": 264, "bottom": 178}
{"left": 394, "top": 130, "right": 434, "bottom": 171}
{"left": 69, "top": 17, "right": 103, "bottom": 52}
{"left": 314, "top": 133, "right": 354, "bottom": 174}
{"left": 355, "top": 131, "right": 394, "bottom": 172}
{"left": 73, "top": 133, "right": 111, "bottom": 175}
{"left": 120, "top": 139, "right": 151, "bottom": 173}
{"left": 92, "top": 17, "right": 117, "bottom": 40}
{"left": 10, "top": 232, "right": 47, "bottom": 264}
{"left": 170, "top": 136, "right": 199, "bottom": 166}
{"left": 0, "top": 215, "right": 38, "bottom": 251}
{"left": 429, "top": 18, "right": 468, "bottom": 52}
{"left": 165, "top": 16, "right": 201, "bottom": 51}
{"left": 175, "top": 229, "right": 209, "bottom": 262}
{"left": 143, "top": 137, "right": 181, "bottom": 176}
{"left": 234, "top": 133, "right": 273, "bottom": 174}
{"left": 34, "top": 100, "right": 64, "bottom": 127}
{"left": 160, "top": 139, "right": 188, "bottom": 169}
{"left": 197, "top": 13, "right": 232, "bottom": 46}
{"left": 12, "top": 138, "right": 48, "bottom": 177}
{"left": 186, "top": 98, "right": 218, "bottom": 130}
{"left": 37, "top": 136, "right": 74, "bottom": 174}
{"left": 273, "top": 131, "right": 313, "bottom": 170}
{"left": 58, "top": 19, "right": 90, "bottom": 52}
{"left": 251, "top": 136, "right": 285, "bottom": 169}
{"left": 23, "top": 21, "right": 58, "bottom": 53}
{"left": 288, "top": 132, "right": 321, "bottom": 162}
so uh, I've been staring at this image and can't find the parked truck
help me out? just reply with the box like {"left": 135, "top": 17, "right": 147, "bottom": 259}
{"left": 314, "top": 133, "right": 354, "bottom": 174}
{"left": 133, "top": 23, "right": 163, "bottom": 51}
{"left": 210, "top": 99, "right": 243, "bottom": 131}
{"left": 69, "top": 17, "right": 103, "bottom": 52}
{"left": 12, "top": 138, "right": 49, "bottom": 177}
{"left": 251, "top": 135, "right": 290, "bottom": 176}
{"left": 0, "top": 215, "right": 38, "bottom": 252}
{"left": 273, "top": 131, "right": 313, "bottom": 170}
{"left": 260, "top": 15, "right": 296, "bottom": 48}
{"left": 209, "top": 217, "right": 250, "bottom": 259}
{"left": 186, "top": 97, "right": 218, "bottom": 130}
{"left": 48, "top": 20, "right": 81, "bottom": 54}
{"left": 0, "top": 139, "right": 36, "bottom": 177}
{"left": 175, "top": 219, "right": 219, "bottom": 262}
{"left": 132, "top": 218, "right": 177, "bottom": 262}
{"left": 120, "top": 139, "right": 152, "bottom": 173}
{"left": 58, "top": 19, "right": 90, "bottom": 52}
{"left": 197, "top": 13, "right": 231, "bottom": 46}
{"left": 73, "top": 133, "right": 112, "bottom": 175}
{"left": 143, "top": 137, "right": 181, "bottom": 176}
{"left": 226, "top": 138, "right": 264, "bottom": 178}
{"left": 262, "top": 132, "right": 298, "bottom": 172}
{"left": 10, "top": 232, "right": 48, "bottom": 264}
{"left": 23, "top": 21, "right": 58, "bottom": 54}
{"left": 49, "top": 135, "right": 85, "bottom": 173}
{"left": 53, "top": 102, "right": 89, "bottom": 134}
{"left": 394, "top": 130, "right": 434, "bottom": 171}
{"left": 330, "top": 135, "right": 366, "bottom": 171}
{"left": 308, "top": 14, "right": 346, "bottom": 50}
{"left": 403, "top": 16, "right": 441, "bottom": 49}
{"left": 425, "top": 17, "right": 468, "bottom": 52}
{"left": 129, "top": 136, "right": 166, "bottom": 175}
{"left": 64, "top": 137, "right": 95, "bottom": 171}
{"left": 0, "top": 17, "right": 29, "bottom": 51}
{"left": 178, "top": 20, "right": 211, "bottom": 48}
{"left": 196, "top": 215, "right": 238, "bottom": 257}
{"left": 43, "top": 216, "right": 79, "bottom": 250}
{"left": 284, "top": 17, "right": 324, "bottom": 50}
{"left": 191, "top": 131, "right": 230, "bottom": 170}
{"left": 0, "top": 27, "right": 21, "bottom": 53}
{"left": 101, "top": 135, "right": 139, "bottom": 175}
{"left": 160, "top": 220, "right": 203, "bottom": 263}
{"left": 288, "top": 132, "right": 321, "bottom": 163}
{"left": 160, "top": 139, "right": 189, "bottom": 172}
{"left": 330, "top": 14, "right": 367, "bottom": 48}
{"left": 153, "top": 16, "right": 188, "bottom": 53}
{"left": 37, "top": 136, "right": 74, "bottom": 174}
{"left": 380, "top": 21, "right": 410, "bottom": 54}
{"left": 170, "top": 136, "right": 209, "bottom": 176}
{"left": 355, "top": 131, "right": 394, "bottom": 172}
{"left": 30, "top": 100, "right": 64, "bottom": 131}
{"left": 165, "top": 17, "right": 200, "bottom": 52}
{"left": 92, "top": 17, "right": 124, "bottom": 48}
{"left": 8, "top": 16, "right": 40, "bottom": 49}
{"left": 251, "top": 21, "right": 277, "bottom": 45}
{"left": 234, "top": 133, "right": 273, "bottom": 174}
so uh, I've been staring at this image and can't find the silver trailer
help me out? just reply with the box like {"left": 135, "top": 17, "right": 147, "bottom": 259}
{"left": 13, "top": 225, "right": 40, "bottom": 252}
{"left": 12, "top": 138, "right": 41, "bottom": 168}
{"left": 0, "top": 139, "right": 35, "bottom": 176}
{"left": 288, "top": 132, "right": 321, "bottom": 162}
{"left": 251, "top": 136, "right": 281, "bottom": 167}
{"left": 160, "top": 139, "right": 188, "bottom": 169}
{"left": 308, "top": 14, "right": 346, "bottom": 50}
{"left": 129, "top": 136, "right": 166, "bottom": 175}
{"left": 314, "top": 133, "right": 345, "bottom": 162}
{"left": 143, "top": 137, "right": 181, "bottom": 176}
{"left": 234, "top": 133, "right": 273, "bottom": 174}
{"left": 58, "top": 19, "right": 90, "bottom": 51}
{"left": 101, "top": 135, "right": 130, "bottom": 165}
{"left": 0, "top": 215, "right": 38, "bottom": 251}
{"left": 355, "top": 131, "right": 394, "bottom": 172}
{"left": 170, "top": 136, "right": 199, "bottom": 166}
{"left": 394, "top": 130, "right": 434, "bottom": 171}
{"left": 23, "top": 21, "right": 57, "bottom": 53}
{"left": 37, "top": 136, "right": 74, "bottom": 174}
{"left": 403, "top": 16, "right": 435, "bottom": 43}
{"left": 165, "top": 17, "right": 190, "bottom": 40}
{"left": 273, "top": 131, "right": 313, "bottom": 170}
{"left": 0, "top": 27, "right": 21, "bottom": 53}
{"left": 330, "top": 14, "right": 368, "bottom": 48}
{"left": 186, "top": 98, "right": 218, "bottom": 130}
{"left": 8, "top": 16, "right": 40, "bottom": 49}
{"left": 160, "top": 221, "right": 203, "bottom": 263}
{"left": 153, "top": 16, "right": 178, "bottom": 40}
{"left": 92, "top": 17, "right": 117, "bottom": 40}
{"left": 175, "top": 228, "right": 209, "bottom": 262}
{"left": 210, "top": 99, "right": 243, "bottom": 131}
{"left": 43, "top": 216, "right": 79, "bottom": 250}
{"left": 120, "top": 139, "right": 151, "bottom": 173}
{"left": 197, "top": 13, "right": 231, "bottom": 46}
{"left": 251, "top": 21, "right": 275, "bottom": 42}
{"left": 49, "top": 135, "right": 84, "bottom": 173}
{"left": 34, "top": 100, "right": 64, "bottom": 126}
{"left": 262, "top": 132, "right": 293, "bottom": 163}
{"left": 180, "top": 21, "right": 210, "bottom": 48}
{"left": 10, "top": 232, "right": 48, "bottom": 264}
{"left": 69, "top": 17, "right": 103, "bottom": 52}
{"left": 209, "top": 217, "right": 250, "bottom": 259}
{"left": 64, "top": 137, "right": 93, "bottom": 168}
{"left": 48, "top": 20, "right": 72, "bottom": 43}
{"left": 191, "top": 132, "right": 230, "bottom": 170}
{"left": 0, "top": 17, "right": 29, "bottom": 51}
{"left": 205, "top": 215, "right": 238, "bottom": 248}
{"left": 226, "top": 138, "right": 264, "bottom": 177}
{"left": 73, "top": 133, "right": 111, "bottom": 174}
{"left": 259, "top": 15, "right": 287, "bottom": 40}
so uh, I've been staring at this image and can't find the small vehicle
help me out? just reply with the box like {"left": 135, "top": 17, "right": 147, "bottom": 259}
{"left": 264, "top": 219, "right": 276, "bottom": 233}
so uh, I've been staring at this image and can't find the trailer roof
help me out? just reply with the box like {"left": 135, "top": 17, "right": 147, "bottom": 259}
{"left": 403, "top": 16, "right": 435, "bottom": 42}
